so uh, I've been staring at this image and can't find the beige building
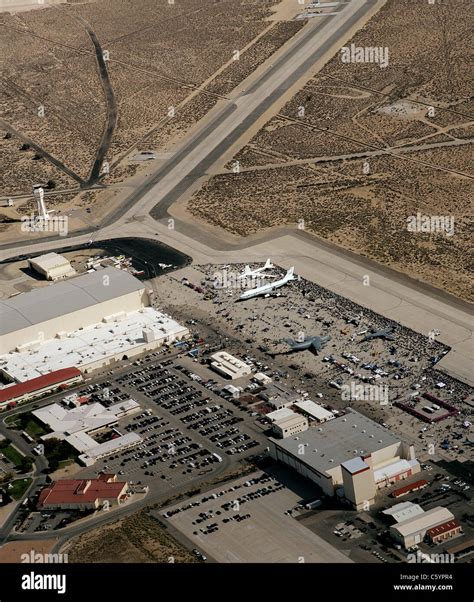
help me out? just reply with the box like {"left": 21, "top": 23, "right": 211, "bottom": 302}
{"left": 294, "top": 399, "right": 334, "bottom": 423}
{"left": 390, "top": 507, "right": 456, "bottom": 549}
{"left": 272, "top": 413, "right": 308, "bottom": 439}
{"left": 28, "top": 253, "right": 76, "bottom": 281}
{"left": 1, "top": 267, "right": 149, "bottom": 353}
{"left": 210, "top": 351, "right": 252, "bottom": 380}
{"left": 0, "top": 268, "right": 188, "bottom": 380}
{"left": 269, "top": 408, "right": 420, "bottom": 509}
{"left": 341, "top": 457, "right": 376, "bottom": 511}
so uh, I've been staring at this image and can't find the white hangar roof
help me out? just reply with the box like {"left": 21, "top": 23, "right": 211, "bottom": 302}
{"left": 0, "top": 267, "right": 145, "bottom": 336}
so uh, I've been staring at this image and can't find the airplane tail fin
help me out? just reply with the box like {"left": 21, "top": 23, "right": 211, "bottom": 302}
{"left": 285, "top": 267, "right": 295, "bottom": 279}
{"left": 264, "top": 258, "right": 273, "bottom": 269}
{"left": 242, "top": 265, "right": 251, "bottom": 275}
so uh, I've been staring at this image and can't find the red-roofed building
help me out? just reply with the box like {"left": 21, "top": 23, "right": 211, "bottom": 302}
{"left": 0, "top": 368, "right": 82, "bottom": 411}
{"left": 38, "top": 473, "right": 128, "bottom": 510}
{"left": 391, "top": 479, "right": 429, "bottom": 498}
{"left": 427, "top": 520, "right": 462, "bottom": 544}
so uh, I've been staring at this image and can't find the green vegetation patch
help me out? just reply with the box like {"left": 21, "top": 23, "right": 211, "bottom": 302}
{"left": 8, "top": 478, "right": 32, "bottom": 500}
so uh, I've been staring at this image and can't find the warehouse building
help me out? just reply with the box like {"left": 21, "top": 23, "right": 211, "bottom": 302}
{"left": 0, "top": 267, "right": 188, "bottom": 381}
{"left": 294, "top": 399, "right": 334, "bottom": 423}
{"left": 252, "top": 372, "right": 272, "bottom": 386}
{"left": 390, "top": 506, "right": 457, "bottom": 549}
{"left": 266, "top": 407, "right": 296, "bottom": 423}
{"left": 38, "top": 473, "right": 128, "bottom": 510}
{"left": 259, "top": 383, "right": 304, "bottom": 409}
{"left": 28, "top": 253, "right": 76, "bottom": 281}
{"left": 269, "top": 408, "right": 420, "bottom": 509}
{"left": 382, "top": 501, "right": 424, "bottom": 524}
{"left": 210, "top": 351, "right": 252, "bottom": 380}
{"left": 391, "top": 479, "right": 429, "bottom": 498}
{"left": 272, "top": 413, "right": 308, "bottom": 439}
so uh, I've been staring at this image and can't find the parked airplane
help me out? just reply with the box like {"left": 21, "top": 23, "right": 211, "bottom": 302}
{"left": 363, "top": 326, "right": 396, "bottom": 341}
{"left": 282, "top": 335, "right": 331, "bottom": 354}
{"left": 238, "top": 267, "right": 295, "bottom": 300}
{"left": 238, "top": 258, "right": 275, "bottom": 279}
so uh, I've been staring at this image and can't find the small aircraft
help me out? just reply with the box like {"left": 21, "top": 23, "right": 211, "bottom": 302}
{"left": 282, "top": 335, "right": 331, "bottom": 354}
{"left": 238, "top": 259, "right": 275, "bottom": 279}
{"left": 363, "top": 326, "right": 396, "bottom": 341}
{"left": 238, "top": 267, "right": 295, "bottom": 300}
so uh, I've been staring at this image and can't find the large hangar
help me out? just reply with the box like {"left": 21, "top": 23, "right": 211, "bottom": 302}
{"left": 0, "top": 267, "right": 148, "bottom": 353}
{"left": 269, "top": 408, "right": 421, "bottom": 510}
{"left": 0, "top": 267, "right": 188, "bottom": 382}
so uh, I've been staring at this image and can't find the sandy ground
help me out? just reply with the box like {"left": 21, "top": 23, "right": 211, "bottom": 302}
{"left": 0, "top": 539, "right": 58, "bottom": 563}
{"left": 49, "top": 462, "right": 83, "bottom": 481}
{"left": 0, "top": 501, "right": 15, "bottom": 528}
{"left": 0, "top": 0, "right": 65, "bottom": 13}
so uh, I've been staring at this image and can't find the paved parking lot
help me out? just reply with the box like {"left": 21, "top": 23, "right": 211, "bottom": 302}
{"left": 161, "top": 471, "right": 352, "bottom": 563}
{"left": 75, "top": 359, "right": 265, "bottom": 492}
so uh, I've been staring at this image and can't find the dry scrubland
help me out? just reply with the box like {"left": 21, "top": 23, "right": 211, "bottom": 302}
{"left": 189, "top": 0, "right": 474, "bottom": 301}
{"left": 0, "top": 0, "right": 304, "bottom": 211}
{"left": 65, "top": 510, "right": 195, "bottom": 563}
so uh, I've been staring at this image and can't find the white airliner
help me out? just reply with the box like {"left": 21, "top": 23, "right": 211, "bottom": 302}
{"left": 238, "top": 258, "right": 275, "bottom": 279}
{"left": 239, "top": 267, "right": 296, "bottom": 300}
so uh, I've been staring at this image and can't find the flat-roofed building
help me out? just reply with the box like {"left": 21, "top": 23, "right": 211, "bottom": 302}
{"left": 341, "top": 457, "right": 376, "bottom": 511}
{"left": 253, "top": 372, "right": 272, "bottom": 386}
{"left": 272, "top": 413, "right": 308, "bottom": 439}
{"left": 390, "top": 506, "right": 455, "bottom": 549}
{"left": 269, "top": 408, "right": 420, "bottom": 509}
{"left": 266, "top": 407, "right": 295, "bottom": 423}
{"left": 391, "top": 479, "right": 428, "bottom": 498}
{"left": 210, "top": 352, "right": 251, "bottom": 380}
{"left": 294, "top": 399, "right": 334, "bottom": 422}
{"left": 259, "top": 383, "right": 303, "bottom": 409}
{"left": 33, "top": 399, "right": 142, "bottom": 466}
{"left": 28, "top": 253, "right": 76, "bottom": 281}
{"left": 78, "top": 432, "right": 142, "bottom": 466}
{"left": 33, "top": 400, "right": 140, "bottom": 438}
{"left": 0, "top": 267, "right": 188, "bottom": 380}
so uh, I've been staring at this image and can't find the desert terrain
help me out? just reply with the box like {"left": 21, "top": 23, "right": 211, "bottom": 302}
{"left": 0, "top": 0, "right": 304, "bottom": 221}
{"left": 188, "top": 0, "right": 474, "bottom": 301}
{"left": 63, "top": 510, "right": 195, "bottom": 563}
